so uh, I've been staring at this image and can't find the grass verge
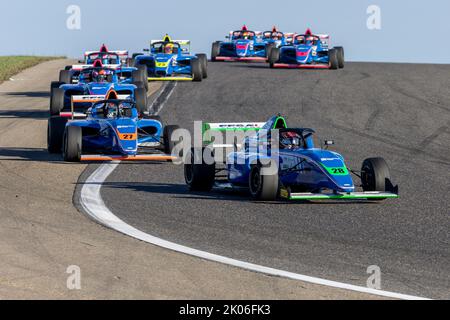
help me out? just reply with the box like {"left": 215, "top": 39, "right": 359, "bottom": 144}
{"left": 0, "top": 56, "right": 64, "bottom": 84}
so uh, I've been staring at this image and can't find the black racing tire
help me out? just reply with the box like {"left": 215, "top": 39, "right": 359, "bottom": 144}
{"left": 191, "top": 58, "right": 203, "bottom": 82}
{"left": 265, "top": 43, "right": 276, "bottom": 59}
{"left": 50, "top": 88, "right": 65, "bottom": 116}
{"left": 63, "top": 126, "right": 82, "bottom": 162}
{"left": 184, "top": 148, "right": 216, "bottom": 191}
{"left": 335, "top": 46, "right": 345, "bottom": 69}
{"left": 59, "top": 70, "right": 72, "bottom": 84}
{"left": 132, "top": 53, "right": 143, "bottom": 60}
{"left": 132, "top": 70, "right": 148, "bottom": 91}
{"left": 249, "top": 161, "right": 279, "bottom": 201}
{"left": 50, "top": 81, "right": 64, "bottom": 91}
{"left": 328, "top": 48, "right": 339, "bottom": 70}
{"left": 196, "top": 54, "right": 208, "bottom": 79}
{"left": 361, "top": 157, "right": 392, "bottom": 192}
{"left": 268, "top": 47, "right": 280, "bottom": 68}
{"left": 136, "top": 64, "right": 149, "bottom": 91}
{"left": 134, "top": 88, "right": 148, "bottom": 115}
{"left": 64, "top": 65, "right": 72, "bottom": 71}
{"left": 163, "top": 125, "right": 181, "bottom": 156}
{"left": 211, "top": 42, "right": 221, "bottom": 62}
{"left": 47, "top": 116, "right": 68, "bottom": 154}
{"left": 133, "top": 81, "right": 145, "bottom": 90}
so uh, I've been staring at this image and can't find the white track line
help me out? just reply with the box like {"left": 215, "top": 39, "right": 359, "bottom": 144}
{"left": 79, "top": 163, "right": 429, "bottom": 300}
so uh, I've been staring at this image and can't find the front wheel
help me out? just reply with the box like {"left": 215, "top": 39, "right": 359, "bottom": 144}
{"left": 134, "top": 88, "right": 148, "bottom": 115}
{"left": 249, "top": 161, "right": 279, "bottom": 201}
{"left": 50, "top": 88, "right": 65, "bottom": 116}
{"left": 361, "top": 157, "right": 392, "bottom": 192}
{"left": 268, "top": 48, "right": 280, "bottom": 68}
{"left": 63, "top": 126, "right": 82, "bottom": 162}
{"left": 211, "top": 42, "right": 221, "bottom": 62}
{"left": 328, "top": 49, "right": 339, "bottom": 70}
{"left": 191, "top": 59, "right": 203, "bottom": 82}
{"left": 335, "top": 46, "right": 345, "bottom": 69}
{"left": 196, "top": 54, "right": 208, "bottom": 79}
{"left": 163, "top": 125, "right": 181, "bottom": 156}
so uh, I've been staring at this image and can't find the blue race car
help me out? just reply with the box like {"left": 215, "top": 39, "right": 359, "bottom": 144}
{"left": 260, "top": 27, "right": 288, "bottom": 48}
{"left": 184, "top": 115, "right": 399, "bottom": 201}
{"left": 61, "top": 45, "right": 148, "bottom": 90}
{"left": 50, "top": 60, "right": 148, "bottom": 117}
{"left": 56, "top": 91, "right": 179, "bottom": 162}
{"left": 134, "top": 34, "right": 207, "bottom": 81}
{"left": 211, "top": 25, "right": 274, "bottom": 62}
{"left": 268, "top": 29, "right": 345, "bottom": 70}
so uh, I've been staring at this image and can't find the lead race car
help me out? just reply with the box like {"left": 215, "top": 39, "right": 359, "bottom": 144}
{"left": 185, "top": 115, "right": 399, "bottom": 201}
{"left": 268, "top": 29, "right": 345, "bottom": 69}
{"left": 133, "top": 34, "right": 207, "bottom": 81}
{"left": 58, "top": 91, "right": 179, "bottom": 162}
{"left": 211, "top": 25, "right": 274, "bottom": 62}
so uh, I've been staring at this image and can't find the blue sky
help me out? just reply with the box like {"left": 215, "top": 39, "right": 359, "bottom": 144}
{"left": 1, "top": 0, "right": 449, "bottom": 63}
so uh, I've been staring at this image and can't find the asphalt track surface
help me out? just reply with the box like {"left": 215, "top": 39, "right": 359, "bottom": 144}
{"left": 99, "top": 62, "right": 450, "bottom": 299}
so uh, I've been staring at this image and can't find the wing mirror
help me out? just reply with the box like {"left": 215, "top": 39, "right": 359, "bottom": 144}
{"left": 324, "top": 140, "right": 335, "bottom": 149}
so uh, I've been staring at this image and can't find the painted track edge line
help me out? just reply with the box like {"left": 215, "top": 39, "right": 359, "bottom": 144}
{"left": 79, "top": 163, "right": 430, "bottom": 301}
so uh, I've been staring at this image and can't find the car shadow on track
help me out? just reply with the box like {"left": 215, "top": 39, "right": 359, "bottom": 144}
{"left": 98, "top": 181, "right": 377, "bottom": 205}
{"left": 4, "top": 91, "right": 50, "bottom": 98}
{"left": 0, "top": 147, "right": 65, "bottom": 163}
{"left": 0, "top": 109, "right": 49, "bottom": 120}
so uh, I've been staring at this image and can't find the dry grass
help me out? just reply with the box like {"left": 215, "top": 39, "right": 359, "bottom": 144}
{"left": 0, "top": 56, "right": 64, "bottom": 83}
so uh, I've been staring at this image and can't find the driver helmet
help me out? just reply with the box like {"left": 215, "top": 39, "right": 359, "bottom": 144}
{"left": 92, "top": 69, "right": 107, "bottom": 83}
{"left": 106, "top": 104, "right": 118, "bottom": 119}
{"left": 164, "top": 43, "right": 174, "bottom": 54}
{"left": 280, "top": 131, "right": 302, "bottom": 150}
{"left": 243, "top": 32, "right": 250, "bottom": 39}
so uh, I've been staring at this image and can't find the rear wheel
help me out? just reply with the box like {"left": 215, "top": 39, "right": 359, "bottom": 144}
{"left": 265, "top": 43, "right": 276, "bottom": 60}
{"left": 335, "top": 46, "right": 345, "bottom": 69}
{"left": 50, "top": 88, "right": 65, "bottom": 116}
{"left": 196, "top": 54, "right": 208, "bottom": 79}
{"left": 249, "top": 161, "right": 279, "bottom": 201}
{"left": 191, "top": 59, "right": 203, "bottom": 82}
{"left": 63, "top": 126, "right": 82, "bottom": 162}
{"left": 59, "top": 70, "right": 72, "bottom": 84}
{"left": 268, "top": 48, "right": 280, "bottom": 68}
{"left": 328, "top": 49, "right": 339, "bottom": 70}
{"left": 361, "top": 157, "right": 392, "bottom": 192}
{"left": 163, "top": 125, "right": 181, "bottom": 156}
{"left": 47, "top": 117, "right": 68, "bottom": 153}
{"left": 132, "top": 70, "right": 147, "bottom": 91}
{"left": 184, "top": 148, "right": 216, "bottom": 191}
{"left": 211, "top": 42, "right": 221, "bottom": 62}
{"left": 134, "top": 88, "right": 148, "bottom": 115}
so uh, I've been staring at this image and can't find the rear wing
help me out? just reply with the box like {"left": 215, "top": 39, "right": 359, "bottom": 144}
{"left": 71, "top": 64, "right": 121, "bottom": 71}
{"left": 202, "top": 122, "right": 266, "bottom": 146}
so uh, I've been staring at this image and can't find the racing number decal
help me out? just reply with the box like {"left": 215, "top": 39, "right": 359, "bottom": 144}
{"left": 332, "top": 168, "right": 346, "bottom": 174}
{"left": 117, "top": 132, "right": 137, "bottom": 141}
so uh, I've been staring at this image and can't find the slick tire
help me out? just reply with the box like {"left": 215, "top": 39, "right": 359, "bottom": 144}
{"left": 211, "top": 42, "right": 221, "bottom": 62}
{"left": 50, "top": 88, "right": 65, "bottom": 116}
{"left": 184, "top": 148, "right": 215, "bottom": 191}
{"left": 196, "top": 54, "right": 208, "bottom": 79}
{"left": 191, "top": 58, "right": 203, "bottom": 82}
{"left": 59, "top": 70, "right": 72, "bottom": 84}
{"left": 63, "top": 126, "right": 82, "bottom": 162}
{"left": 249, "top": 160, "right": 279, "bottom": 201}
{"left": 134, "top": 88, "right": 148, "bottom": 115}
{"left": 163, "top": 125, "right": 181, "bottom": 156}
{"left": 361, "top": 157, "right": 392, "bottom": 192}
{"left": 328, "top": 48, "right": 339, "bottom": 70}
{"left": 47, "top": 116, "right": 68, "bottom": 154}
{"left": 268, "top": 47, "right": 280, "bottom": 68}
{"left": 136, "top": 64, "right": 149, "bottom": 91}
{"left": 335, "top": 46, "right": 345, "bottom": 69}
